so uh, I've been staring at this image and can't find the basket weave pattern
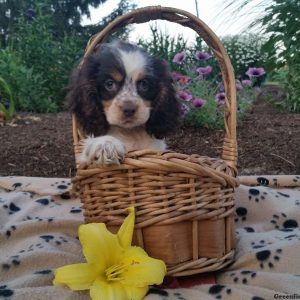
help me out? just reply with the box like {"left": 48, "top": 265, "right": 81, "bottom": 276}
{"left": 72, "top": 6, "right": 239, "bottom": 276}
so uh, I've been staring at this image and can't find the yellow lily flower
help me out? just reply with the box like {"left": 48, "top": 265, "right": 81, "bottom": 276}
{"left": 53, "top": 207, "right": 166, "bottom": 300}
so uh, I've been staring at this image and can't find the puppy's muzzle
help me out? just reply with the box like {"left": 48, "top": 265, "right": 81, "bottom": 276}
{"left": 121, "top": 102, "right": 137, "bottom": 118}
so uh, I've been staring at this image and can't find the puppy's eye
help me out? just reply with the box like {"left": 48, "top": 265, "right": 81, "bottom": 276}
{"left": 104, "top": 79, "right": 117, "bottom": 92}
{"left": 137, "top": 79, "right": 150, "bottom": 92}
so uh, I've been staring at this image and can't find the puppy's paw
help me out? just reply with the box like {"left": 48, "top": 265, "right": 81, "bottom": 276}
{"left": 79, "top": 136, "right": 126, "bottom": 167}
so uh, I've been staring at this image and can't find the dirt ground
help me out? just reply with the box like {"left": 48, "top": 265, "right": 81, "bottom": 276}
{"left": 1, "top": 91, "right": 300, "bottom": 178}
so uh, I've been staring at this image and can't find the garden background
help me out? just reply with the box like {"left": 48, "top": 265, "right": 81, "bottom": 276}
{"left": 0, "top": 0, "right": 299, "bottom": 177}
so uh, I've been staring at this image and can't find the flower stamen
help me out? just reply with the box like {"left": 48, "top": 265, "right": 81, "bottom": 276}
{"left": 105, "top": 263, "right": 127, "bottom": 281}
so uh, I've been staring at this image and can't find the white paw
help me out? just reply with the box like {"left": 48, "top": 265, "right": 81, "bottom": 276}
{"left": 79, "top": 136, "right": 126, "bottom": 167}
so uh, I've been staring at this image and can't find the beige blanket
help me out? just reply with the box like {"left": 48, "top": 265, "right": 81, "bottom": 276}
{"left": 1, "top": 175, "right": 300, "bottom": 299}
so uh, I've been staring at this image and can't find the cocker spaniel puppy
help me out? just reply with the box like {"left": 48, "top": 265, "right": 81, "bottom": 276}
{"left": 67, "top": 40, "right": 180, "bottom": 167}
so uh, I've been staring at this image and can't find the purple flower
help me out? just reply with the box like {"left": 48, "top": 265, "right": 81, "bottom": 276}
{"left": 192, "top": 98, "right": 207, "bottom": 108}
{"left": 242, "top": 79, "right": 253, "bottom": 87}
{"left": 180, "top": 103, "right": 191, "bottom": 116}
{"left": 215, "top": 92, "right": 226, "bottom": 105}
{"left": 218, "top": 82, "right": 225, "bottom": 92}
{"left": 178, "top": 75, "right": 191, "bottom": 85}
{"left": 24, "top": 8, "right": 35, "bottom": 21}
{"left": 196, "top": 66, "right": 213, "bottom": 76}
{"left": 173, "top": 52, "right": 186, "bottom": 65}
{"left": 172, "top": 71, "right": 183, "bottom": 81}
{"left": 195, "top": 51, "right": 212, "bottom": 61}
{"left": 246, "top": 67, "right": 266, "bottom": 78}
{"left": 177, "top": 90, "right": 193, "bottom": 101}
{"left": 236, "top": 80, "right": 243, "bottom": 91}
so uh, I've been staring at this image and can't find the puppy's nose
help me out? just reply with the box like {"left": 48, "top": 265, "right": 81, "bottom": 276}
{"left": 122, "top": 104, "right": 137, "bottom": 117}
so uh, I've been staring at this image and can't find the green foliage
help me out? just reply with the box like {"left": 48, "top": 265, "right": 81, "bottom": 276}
{"left": 0, "top": 0, "right": 135, "bottom": 112}
{"left": 221, "top": 34, "right": 267, "bottom": 79}
{"left": 285, "top": 55, "right": 300, "bottom": 113}
{"left": 85, "top": 0, "right": 136, "bottom": 41}
{"left": 221, "top": 0, "right": 300, "bottom": 112}
{"left": 181, "top": 74, "right": 222, "bottom": 129}
{"left": 8, "top": 8, "right": 83, "bottom": 111}
{"left": 0, "top": 76, "right": 15, "bottom": 121}
{"left": 138, "top": 26, "right": 258, "bottom": 129}
{"left": 260, "top": 0, "right": 300, "bottom": 69}
{"left": 137, "top": 26, "right": 189, "bottom": 70}
{"left": 0, "top": 0, "right": 107, "bottom": 46}
{"left": 0, "top": 49, "right": 55, "bottom": 112}
{"left": 184, "top": 97, "right": 223, "bottom": 129}
{"left": 182, "top": 76, "right": 255, "bottom": 129}
{"left": 259, "top": 0, "right": 300, "bottom": 112}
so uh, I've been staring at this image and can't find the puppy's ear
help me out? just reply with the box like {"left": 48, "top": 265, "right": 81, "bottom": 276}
{"left": 146, "top": 73, "right": 180, "bottom": 139}
{"left": 67, "top": 55, "right": 109, "bottom": 136}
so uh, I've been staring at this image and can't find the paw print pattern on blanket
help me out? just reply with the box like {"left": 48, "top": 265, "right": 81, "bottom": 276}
{"left": 255, "top": 248, "right": 282, "bottom": 269}
{"left": 230, "top": 270, "right": 257, "bottom": 284}
{"left": 147, "top": 287, "right": 169, "bottom": 298}
{"left": 243, "top": 226, "right": 255, "bottom": 232}
{"left": 251, "top": 240, "right": 272, "bottom": 249}
{"left": 35, "top": 197, "right": 62, "bottom": 209}
{"left": 2, "top": 255, "right": 21, "bottom": 271}
{"left": 208, "top": 284, "right": 232, "bottom": 299}
{"left": 235, "top": 207, "right": 248, "bottom": 222}
{"left": 70, "top": 207, "right": 82, "bottom": 214}
{"left": 34, "top": 269, "right": 52, "bottom": 275}
{"left": 0, "top": 285, "right": 14, "bottom": 298}
{"left": 270, "top": 213, "right": 298, "bottom": 230}
{"left": 50, "top": 180, "right": 71, "bottom": 191}
{"left": 2, "top": 202, "right": 21, "bottom": 215}
{"left": 256, "top": 177, "right": 270, "bottom": 186}
{"left": 248, "top": 188, "right": 267, "bottom": 202}
{"left": 5, "top": 225, "right": 16, "bottom": 238}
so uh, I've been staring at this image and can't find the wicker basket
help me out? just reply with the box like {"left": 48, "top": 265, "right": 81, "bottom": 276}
{"left": 72, "top": 6, "right": 239, "bottom": 277}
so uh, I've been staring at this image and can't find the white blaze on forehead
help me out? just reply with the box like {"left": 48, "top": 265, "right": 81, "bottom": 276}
{"left": 118, "top": 49, "right": 147, "bottom": 80}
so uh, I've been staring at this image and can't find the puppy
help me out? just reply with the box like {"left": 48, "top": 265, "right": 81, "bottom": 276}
{"left": 67, "top": 40, "right": 180, "bottom": 167}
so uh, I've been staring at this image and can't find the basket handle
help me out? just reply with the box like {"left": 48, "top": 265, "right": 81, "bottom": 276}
{"left": 78, "top": 6, "right": 237, "bottom": 171}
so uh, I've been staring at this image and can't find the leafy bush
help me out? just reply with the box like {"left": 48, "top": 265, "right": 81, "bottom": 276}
{"left": 221, "top": 35, "right": 267, "bottom": 81}
{"left": 221, "top": 0, "right": 300, "bottom": 112}
{"left": 285, "top": 55, "right": 300, "bottom": 113}
{"left": 0, "top": 49, "right": 56, "bottom": 112}
{"left": 171, "top": 51, "right": 258, "bottom": 129}
{"left": 0, "top": 76, "right": 15, "bottom": 121}
{"left": 137, "top": 26, "right": 189, "bottom": 70}
{"left": 9, "top": 8, "right": 84, "bottom": 111}
{"left": 1, "top": 1, "right": 135, "bottom": 113}
{"left": 138, "top": 27, "right": 260, "bottom": 129}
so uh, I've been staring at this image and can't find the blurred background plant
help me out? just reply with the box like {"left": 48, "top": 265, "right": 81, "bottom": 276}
{"left": 171, "top": 50, "right": 259, "bottom": 129}
{"left": 0, "top": 75, "right": 15, "bottom": 122}
{"left": 0, "top": 0, "right": 135, "bottom": 113}
{"left": 138, "top": 27, "right": 261, "bottom": 129}
{"left": 221, "top": 0, "right": 300, "bottom": 112}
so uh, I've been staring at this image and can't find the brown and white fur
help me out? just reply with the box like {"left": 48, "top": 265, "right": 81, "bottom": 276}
{"left": 67, "top": 40, "right": 180, "bottom": 167}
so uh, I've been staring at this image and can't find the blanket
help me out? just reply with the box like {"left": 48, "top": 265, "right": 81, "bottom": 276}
{"left": 1, "top": 175, "right": 300, "bottom": 299}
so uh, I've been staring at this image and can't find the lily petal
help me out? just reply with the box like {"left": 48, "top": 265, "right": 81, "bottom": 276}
{"left": 90, "top": 278, "right": 128, "bottom": 300}
{"left": 123, "top": 284, "right": 149, "bottom": 300}
{"left": 121, "top": 247, "right": 167, "bottom": 287}
{"left": 53, "top": 263, "right": 97, "bottom": 291}
{"left": 79, "top": 223, "right": 123, "bottom": 272}
{"left": 118, "top": 207, "right": 135, "bottom": 248}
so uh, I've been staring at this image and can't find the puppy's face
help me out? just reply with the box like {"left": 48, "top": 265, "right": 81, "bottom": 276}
{"left": 69, "top": 41, "right": 179, "bottom": 138}
{"left": 95, "top": 42, "right": 162, "bottom": 129}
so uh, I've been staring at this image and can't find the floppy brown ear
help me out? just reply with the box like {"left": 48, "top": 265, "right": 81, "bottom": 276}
{"left": 66, "top": 56, "right": 109, "bottom": 136}
{"left": 146, "top": 78, "right": 180, "bottom": 139}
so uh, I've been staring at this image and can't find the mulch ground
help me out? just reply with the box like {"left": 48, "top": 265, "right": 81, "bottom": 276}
{"left": 1, "top": 91, "right": 300, "bottom": 178}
